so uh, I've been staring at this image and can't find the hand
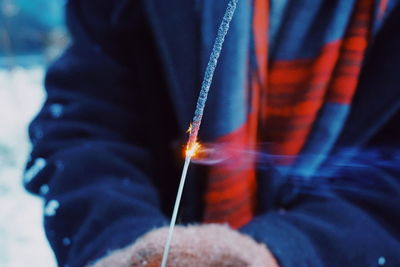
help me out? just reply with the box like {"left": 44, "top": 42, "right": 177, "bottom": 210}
{"left": 90, "top": 224, "right": 279, "bottom": 267}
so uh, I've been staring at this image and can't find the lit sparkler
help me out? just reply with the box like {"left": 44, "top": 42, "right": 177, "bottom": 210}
{"left": 160, "top": 0, "right": 239, "bottom": 266}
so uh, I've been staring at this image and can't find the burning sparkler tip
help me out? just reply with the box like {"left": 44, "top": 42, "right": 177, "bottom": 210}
{"left": 186, "top": 141, "right": 202, "bottom": 158}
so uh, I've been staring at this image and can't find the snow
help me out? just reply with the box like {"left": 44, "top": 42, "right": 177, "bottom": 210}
{"left": 62, "top": 237, "right": 71, "bottom": 247}
{"left": 40, "top": 184, "right": 50, "bottom": 195}
{"left": 378, "top": 257, "right": 386, "bottom": 266}
{"left": 23, "top": 157, "right": 47, "bottom": 183}
{"left": 0, "top": 66, "right": 57, "bottom": 267}
{"left": 44, "top": 200, "right": 60, "bottom": 217}
{"left": 49, "top": 103, "right": 64, "bottom": 119}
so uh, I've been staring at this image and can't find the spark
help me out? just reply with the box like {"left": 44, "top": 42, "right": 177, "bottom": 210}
{"left": 160, "top": 0, "right": 239, "bottom": 266}
{"left": 186, "top": 123, "right": 192, "bottom": 134}
{"left": 186, "top": 141, "right": 201, "bottom": 158}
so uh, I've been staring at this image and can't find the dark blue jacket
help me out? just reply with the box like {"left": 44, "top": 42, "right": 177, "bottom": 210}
{"left": 25, "top": 0, "right": 400, "bottom": 266}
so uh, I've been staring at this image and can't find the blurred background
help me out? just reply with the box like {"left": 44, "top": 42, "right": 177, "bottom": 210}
{"left": 0, "top": 0, "right": 68, "bottom": 266}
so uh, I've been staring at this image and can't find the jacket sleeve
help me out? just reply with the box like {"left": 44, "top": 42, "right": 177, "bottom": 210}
{"left": 24, "top": 1, "right": 178, "bottom": 266}
{"left": 240, "top": 137, "right": 400, "bottom": 267}
{"left": 240, "top": 5, "right": 400, "bottom": 267}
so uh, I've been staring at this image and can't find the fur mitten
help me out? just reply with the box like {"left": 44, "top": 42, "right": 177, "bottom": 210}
{"left": 89, "top": 224, "right": 279, "bottom": 267}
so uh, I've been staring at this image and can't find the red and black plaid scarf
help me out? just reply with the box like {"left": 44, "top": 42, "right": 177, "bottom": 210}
{"left": 203, "top": 0, "right": 376, "bottom": 229}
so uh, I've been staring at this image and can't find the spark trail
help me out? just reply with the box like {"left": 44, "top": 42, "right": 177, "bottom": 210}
{"left": 160, "top": 0, "right": 239, "bottom": 266}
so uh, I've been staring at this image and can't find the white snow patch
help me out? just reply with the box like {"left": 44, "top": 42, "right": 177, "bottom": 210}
{"left": 0, "top": 66, "right": 56, "bottom": 267}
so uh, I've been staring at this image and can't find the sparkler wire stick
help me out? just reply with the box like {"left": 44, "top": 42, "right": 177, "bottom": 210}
{"left": 160, "top": 0, "right": 239, "bottom": 266}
